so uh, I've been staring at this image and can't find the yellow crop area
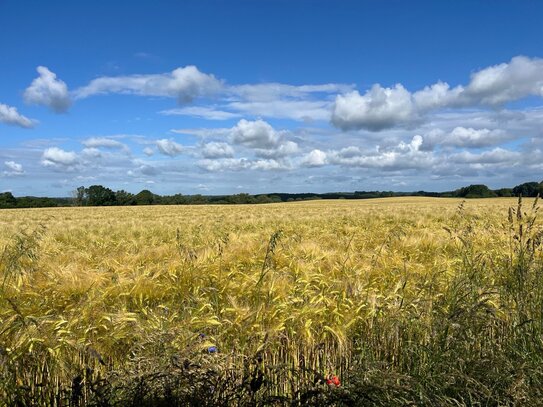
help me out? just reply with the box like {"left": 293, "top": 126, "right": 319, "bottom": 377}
{"left": 1, "top": 197, "right": 543, "bottom": 406}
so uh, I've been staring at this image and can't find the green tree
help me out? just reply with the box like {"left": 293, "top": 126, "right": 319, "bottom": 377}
{"left": 494, "top": 188, "right": 513, "bottom": 197}
{"left": 455, "top": 184, "right": 497, "bottom": 198}
{"left": 73, "top": 186, "right": 87, "bottom": 206}
{"left": 86, "top": 185, "right": 117, "bottom": 206}
{"left": 134, "top": 189, "right": 156, "bottom": 205}
{"left": 115, "top": 190, "right": 135, "bottom": 205}
{"left": 0, "top": 192, "right": 17, "bottom": 208}
{"left": 227, "top": 193, "right": 255, "bottom": 204}
{"left": 512, "top": 182, "right": 542, "bottom": 197}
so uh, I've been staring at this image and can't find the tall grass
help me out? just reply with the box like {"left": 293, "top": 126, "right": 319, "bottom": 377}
{"left": 1, "top": 198, "right": 543, "bottom": 405}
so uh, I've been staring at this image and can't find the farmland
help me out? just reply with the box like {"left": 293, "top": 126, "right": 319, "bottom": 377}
{"left": 1, "top": 197, "right": 543, "bottom": 405}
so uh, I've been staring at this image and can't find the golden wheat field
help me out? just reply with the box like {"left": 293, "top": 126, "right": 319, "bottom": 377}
{"left": 2, "top": 197, "right": 543, "bottom": 406}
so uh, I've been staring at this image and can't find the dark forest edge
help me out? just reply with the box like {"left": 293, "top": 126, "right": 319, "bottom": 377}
{"left": 1, "top": 181, "right": 543, "bottom": 209}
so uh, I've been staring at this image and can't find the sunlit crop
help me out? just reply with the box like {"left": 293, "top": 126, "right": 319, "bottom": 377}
{"left": 1, "top": 197, "right": 543, "bottom": 405}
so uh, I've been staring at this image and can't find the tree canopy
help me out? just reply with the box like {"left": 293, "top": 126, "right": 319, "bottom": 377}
{"left": 1, "top": 180, "right": 543, "bottom": 209}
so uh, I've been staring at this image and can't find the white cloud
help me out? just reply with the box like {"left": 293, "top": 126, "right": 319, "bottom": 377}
{"left": 228, "top": 119, "right": 299, "bottom": 158}
{"left": 230, "top": 83, "right": 352, "bottom": 101}
{"left": 64, "top": 66, "right": 351, "bottom": 122}
{"left": 140, "top": 164, "right": 160, "bottom": 176}
{"left": 171, "top": 127, "right": 230, "bottom": 138}
{"left": 463, "top": 56, "right": 543, "bottom": 105}
{"left": 331, "top": 56, "right": 543, "bottom": 132}
{"left": 143, "top": 147, "right": 155, "bottom": 156}
{"left": 75, "top": 65, "right": 222, "bottom": 103}
{"left": 3, "top": 161, "right": 24, "bottom": 176}
{"left": 160, "top": 106, "right": 241, "bottom": 120}
{"left": 336, "top": 146, "right": 363, "bottom": 158}
{"left": 255, "top": 140, "right": 299, "bottom": 158}
{"left": 331, "top": 84, "right": 418, "bottom": 131}
{"left": 41, "top": 147, "right": 79, "bottom": 170}
{"left": 24, "top": 66, "right": 71, "bottom": 113}
{"left": 224, "top": 83, "right": 353, "bottom": 122}
{"left": 197, "top": 157, "right": 288, "bottom": 172}
{"left": 423, "top": 127, "right": 511, "bottom": 149}
{"left": 227, "top": 100, "right": 332, "bottom": 121}
{"left": 201, "top": 142, "right": 235, "bottom": 158}
{"left": 230, "top": 119, "right": 282, "bottom": 148}
{"left": 82, "top": 137, "right": 130, "bottom": 153}
{"left": 198, "top": 158, "right": 248, "bottom": 172}
{"left": 127, "top": 162, "right": 161, "bottom": 177}
{"left": 450, "top": 147, "right": 522, "bottom": 164}
{"left": 173, "top": 82, "right": 349, "bottom": 122}
{"left": 302, "top": 149, "right": 328, "bottom": 167}
{"left": 251, "top": 159, "right": 286, "bottom": 170}
{"left": 412, "top": 81, "right": 463, "bottom": 111}
{"left": 305, "top": 136, "right": 434, "bottom": 172}
{"left": 156, "top": 139, "right": 184, "bottom": 156}
{"left": 0, "top": 103, "right": 35, "bottom": 128}
{"left": 81, "top": 147, "right": 102, "bottom": 158}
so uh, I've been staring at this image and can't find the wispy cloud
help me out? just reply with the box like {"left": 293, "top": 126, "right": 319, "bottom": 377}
{"left": 160, "top": 106, "right": 241, "bottom": 120}
{"left": 74, "top": 65, "right": 222, "bottom": 103}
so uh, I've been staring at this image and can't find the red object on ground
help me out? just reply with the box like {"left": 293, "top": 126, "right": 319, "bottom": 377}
{"left": 326, "top": 375, "right": 340, "bottom": 387}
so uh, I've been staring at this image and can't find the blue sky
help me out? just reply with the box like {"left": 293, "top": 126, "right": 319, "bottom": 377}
{"left": 1, "top": 1, "right": 543, "bottom": 196}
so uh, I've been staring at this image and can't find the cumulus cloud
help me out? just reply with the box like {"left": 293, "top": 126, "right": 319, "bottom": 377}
{"left": 412, "top": 81, "right": 464, "bottom": 111}
{"left": 331, "top": 56, "right": 543, "bottom": 132}
{"left": 201, "top": 142, "right": 235, "bottom": 158}
{"left": 41, "top": 147, "right": 79, "bottom": 170}
{"left": 462, "top": 56, "right": 543, "bottom": 105}
{"left": 251, "top": 159, "right": 286, "bottom": 170}
{"left": 0, "top": 103, "right": 35, "bottom": 128}
{"left": 156, "top": 139, "right": 184, "bottom": 156}
{"left": 75, "top": 65, "right": 222, "bottom": 103}
{"left": 24, "top": 66, "right": 71, "bottom": 113}
{"left": 127, "top": 163, "right": 161, "bottom": 177}
{"left": 255, "top": 140, "right": 299, "bottom": 158}
{"left": 302, "top": 149, "right": 328, "bottom": 167}
{"left": 197, "top": 158, "right": 248, "bottom": 172}
{"left": 230, "top": 119, "right": 282, "bottom": 148}
{"left": 168, "top": 120, "right": 299, "bottom": 170}
{"left": 140, "top": 164, "right": 160, "bottom": 176}
{"left": 421, "top": 127, "right": 511, "bottom": 150}
{"left": 302, "top": 136, "right": 434, "bottom": 172}
{"left": 450, "top": 147, "right": 522, "bottom": 165}
{"left": 229, "top": 119, "right": 299, "bottom": 157}
{"left": 3, "top": 161, "right": 24, "bottom": 176}
{"left": 17, "top": 56, "right": 543, "bottom": 132}
{"left": 332, "top": 84, "right": 418, "bottom": 131}
{"left": 81, "top": 147, "right": 102, "bottom": 158}
{"left": 329, "top": 135, "right": 434, "bottom": 171}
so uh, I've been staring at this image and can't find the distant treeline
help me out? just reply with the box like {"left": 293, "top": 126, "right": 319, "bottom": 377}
{"left": 1, "top": 181, "right": 543, "bottom": 209}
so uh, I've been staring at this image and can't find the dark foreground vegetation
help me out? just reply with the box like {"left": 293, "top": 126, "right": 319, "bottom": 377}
{"left": 2, "top": 180, "right": 543, "bottom": 209}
